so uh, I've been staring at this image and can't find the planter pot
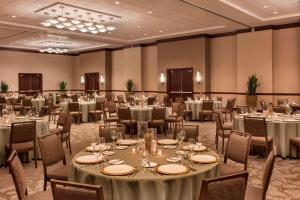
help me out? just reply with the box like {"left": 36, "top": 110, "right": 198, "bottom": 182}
{"left": 246, "top": 95, "right": 257, "bottom": 107}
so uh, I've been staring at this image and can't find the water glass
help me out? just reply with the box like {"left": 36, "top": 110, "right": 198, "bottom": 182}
{"left": 111, "top": 130, "right": 117, "bottom": 149}
{"left": 177, "top": 130, "right": 185, "bottom": 150}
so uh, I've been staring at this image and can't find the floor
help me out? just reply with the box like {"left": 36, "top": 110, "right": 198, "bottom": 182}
{"left": 0, "top": 120, "right": 300, "bottom": 200}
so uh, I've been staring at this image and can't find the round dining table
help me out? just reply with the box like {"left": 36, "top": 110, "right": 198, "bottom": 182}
{"left": 60, "top": 101, "right": 96, "bottom": 123}
{"left": 70, "top": 144, "right": 219, "bottom": 200}
{"left": 0, "top": 116, "right": 49, "bottom": 165}
{"left": 185, "top": 100, "right": 222, "bottom": 120}
{"left": 233, "top": 113, "right": 300, "bottom": 158}
{"left": 129, "top": 106, "right": 170, "bottom": 121}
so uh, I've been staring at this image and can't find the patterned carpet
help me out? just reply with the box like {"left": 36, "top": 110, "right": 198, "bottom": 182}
{"left": 0, "top": 120, "right": 300, "bottom": 200}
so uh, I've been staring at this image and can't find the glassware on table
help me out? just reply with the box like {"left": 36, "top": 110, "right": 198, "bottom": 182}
{"left": 177, "top": 130, "right": 185, "bottom": 150}
{"left": 111, "top": 130, "right": 117, "bottom": 149}
{"left": 99, "top": 137, "right": 107, "bottom": 166}
{"left": 116, "top": 131, "right": 123, "bottom": 146}
{"left": 286, "top": 106, "right": 292, "bottom": 117}
{"left": 91, "top": 135, "right": 100, "bottom": 167}
{"left": 139, "top": 149, "right": 149, "bottom": 172}
{"left": 187, "top": 138, "right": 195, "bottom": 158}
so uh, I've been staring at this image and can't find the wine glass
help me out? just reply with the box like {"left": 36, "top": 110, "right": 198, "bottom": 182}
{"left": 187, "top": 138, "right": 195, "bottom": 158}
{"left": 177, "top": 130, "right": 185, "bottom": 150}
{"left": 91, "top": 135, "right": 100, "bottom": 167}
{"left": 99, "top": 137, "right": 107, "bottom": 166}
{"left": 139, "top": 150, "right": 149, "bottom": 172}
{"left": 111, "top": 130, "right": 117, "bottom": 149}
{"left": 286, "top": 106, "right": 292, "bottom": 117}
{"left": 116, "top": 131, "right": 123, "bottom": 146}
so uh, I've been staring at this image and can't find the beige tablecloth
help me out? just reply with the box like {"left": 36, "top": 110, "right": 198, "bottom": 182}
{"left": 233, "top": 116, "right": 300, "bottom": 158}
{"left": 31, "top": 98, "right": 45, "bottom": 111}
{"left": 129, "top": 106, "right": 170, "bottom": 121}
{"left": 0, "top": 119, "right": 49, "bottom": 165}
{"left": 185, "top": 101, "right": 222, "bottom": 120}
{"left": 60, "top": 101, "right": 96, "bottom": 123}
{"left": 70, "top": 146, "right": 219, "bottom": 200}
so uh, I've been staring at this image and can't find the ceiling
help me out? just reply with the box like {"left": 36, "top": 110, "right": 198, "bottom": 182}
{"left": 0, "top": 0, "right": 298, "bottom": 53}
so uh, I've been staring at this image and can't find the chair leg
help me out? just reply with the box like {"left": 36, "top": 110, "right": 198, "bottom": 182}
{"left": 68, "top": 139, "right": 72, "bottom": 154}
{"left": 43, "top": 179, "right": 47, "bottom": 191}
{"left": 222, "top": 137, "right": 225, "bottom": 154}
{"left": 290, "top": 142, "right": 293, "bottom": 159}
{"left": 34, "top": 149, "right": 37, "bottom": 168}
{"left": 216, "top": 135, "right": 219, "bottom": 150}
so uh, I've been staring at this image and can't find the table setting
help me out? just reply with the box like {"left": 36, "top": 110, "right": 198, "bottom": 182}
{"left": 70, "top": 128, "right": 219, "bottom": 200}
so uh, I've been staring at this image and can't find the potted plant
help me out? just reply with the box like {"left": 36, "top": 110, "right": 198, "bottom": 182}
{"left": 246, "top": 74, "right": 260, "bottom": 107}
{"left": 1, "top": 81, "right": 8, "bottom": 93}
{"left": 59, "top": 81, "right": 67, "bottom": 93}
{"left": 125, "top": 79, "right": 134, "bottom": 99}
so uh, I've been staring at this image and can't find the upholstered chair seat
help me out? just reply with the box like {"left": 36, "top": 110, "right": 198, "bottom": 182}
{"left": 251, "top": 136, "right": 273, "bottom": 146}
{"left": 245, "top": 185, "right": 263, "bottom": 200}
{"left": 219, "top": 163, "right": 244, "bottom": 176}
{"left": 5, "top": 141, "right": 34, "bottom": 152}
{"left": 47, "top": 165, "right": 68, "bottom": 181}
{"left": 290, "top": 136, "right": 300, "bottom": 144}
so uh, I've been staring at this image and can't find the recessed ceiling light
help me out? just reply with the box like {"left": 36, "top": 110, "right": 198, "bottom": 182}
{"left": 148, "top": 11, "right": 152, "bottom": 14}
{"left": 144, "top": 33, "right": 148, "bottom": 36}
{"left": 263, "top": 5, "right": 268, "bottom": 8}
{"left": 273, "top": 11, "right": 278, "bottom": 14}
{"left": 11, "top": 15, "right": 16, "bottom": 18}
{"left": 159, "top": 30, "right": 163, "bottom": 33}
{"left": 115, "top": 1, "right": 120, "bottom": 5}
{"left": 137, "top": 25, "right": 142, "bottom": 28}
{"left": 130, "top": 35, "right": 133, "bottom": 38}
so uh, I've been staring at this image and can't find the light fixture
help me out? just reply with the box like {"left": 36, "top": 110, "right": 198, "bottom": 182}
{"left": 273, "top": 11, "right": 278, "bottom": 14}
{"left": 196, "top": 70, "right": 202, "bottom": 84}
{"left": 100, "top": 75, "right": 105, "bottom": 85}
{"left": 38, "top": 41, "right": 70, "bottom": 54}
{"left": 81, "top": 76, "right": 85, "bottom": 84}
{"left": 40, "top": 5, "right": 120, "bottom": 35}
{"left": 11, "top": 15, "right": 16, "bottom": 18}
{"left": 160, "top": 73, "right": 165, "bottom": 84}
{"left": 263, "top": 5, "right": 268, "bottom": 8}
{"left": 148, "top": 11, "right": 152, "bottom": 14}
{"left": 115, "top": 1, "right": 120, "bottom": 5}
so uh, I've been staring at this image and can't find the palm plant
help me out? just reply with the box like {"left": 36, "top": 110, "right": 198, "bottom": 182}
{"left": 1, "top": 81, "right": 8, "bottom": 93}
{"left": 125, "top": 79, "right": 134, "bottom": 92}
{"left": 247, "top": 74, "right": 260, "bottom": 96}
{"left": 59, "top": 81, "right": 67, "bottom": 92}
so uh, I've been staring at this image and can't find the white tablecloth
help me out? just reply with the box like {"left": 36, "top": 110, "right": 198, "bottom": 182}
{"left": 60, "top": 101, "right": 96, "bottom": 123}
{"left": 233, "top": 115, "right": 300, "bottom": 158}
{"left": 185, "top": 100, "right": 222, "bottom": 120}
{"left": 31, "top": 98, "right": 45, "bottom": 111}
{"left": 0, "top": 119, "right": 49, "bottom": 165}
{"left": 129, "top": 106, "right": 170, "bottom": 121}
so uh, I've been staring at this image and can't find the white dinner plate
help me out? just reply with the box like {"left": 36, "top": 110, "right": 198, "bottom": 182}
{"left": 163, "top": 145, "right": 177, "bottom": 149}
{"left": 85, "top": 145, "right": 110, "bottom": 152}
{"left": 158, "top": 139, "right": 178, "bottom": 145}
{"left": 108, "top": 159, "right": 124, "bottom": 165}
{"left": 115, "top": 146, "right": 128, "bottom": 150}
{"left": 75, "top": 155, "right": 103, "bottom": 164}
{"left": 157, "top": 164, "right": 189, "bottom": 175}
{"left": 102, "top": 151, "right": 114, "bottom": 156}
{"left": 166, "top": 157, "right": 181, "bottom": 163}
{"left": 190, "top": 154, "right": 218, "bottom": 164}
{"left": 117, "top": 139, "right": 137, "bottom": 146}
{"left": 101, "top": 164, "right": 135, "bottom": 176}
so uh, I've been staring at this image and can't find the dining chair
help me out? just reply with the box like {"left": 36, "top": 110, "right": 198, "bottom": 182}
{"left": 68, "top": 102, "right": 82, "bottom": 124}
{"left": 105, "top": 93, "right": 114, "bottom": 102}
{"left": 50, "top": 179, "right": 104, "bottom": 200}
{"left": 89, "top": 101, "right": 104, "bottom": 122}
{"left": 0, "top": 104, "right": 2, "bottom": 117}
{"left": 245, "top": 151, "right": 276, "bottom": 200}
{"left": 173, "top": 124, "right": 198, "bottom": 142}
{"left": 48, "top": 100, "right": 61, "bottom": 123}
{"left": 165, "top": 104, "right": 185, "bottom": 133}
{"left": 148, "top": 107, "right": 166, "bottom": 135}
{"left": 147, "top": 96, "right": 157, "bottom": 105}
{"left": 7, "top": 150, "right": 53, "bottom": 200}
{"left": 22, "top": 98, "right": 33, "bottom": 114}
{"left": 103, "top": 107, "right": 119, "bottom": 126}
{"left": 57, "top": 115, "right": 73, "bottom": 154}
{"left": 71, "top": 94, "right": 78, "bottom": 102}
{"left": 222, "top": 98, "right": 236, "bottom": 121}
{"left": 106, "top": 101, "right": 118, "bottom": 117}
{"left": 117, "top": 95, "right": 125, "bottom": 105}
{"left": 118, "top": 107, "right": 137, "bottom": 137}
{"left": 5, "top": 121, "right": 37, "bottom": 168}
{"left": 199, "top": 171, "right": 249, "bottom": 200}
{"left": 0, "top": 95, "right": 6, "bottom": 107}
{"left": 277, "top": 99, "right": 288, "bottom": 106}
{"left": 216, "top": 96, "right": 222, "bottom": 102}
{"left": 213, "top": 111, "right": 231, "bottom": 154}
{"left": 175, "top": 96, "right": 184, "bottom": 103}
{"left": 182, "top": 103, "right": 192, "bottom": 121}
{"left": 38, "top": 133, "right": 68, "bottom": 191}
{"left": 260, "top": 100, "right": 270, "bottom": 111}
{"left": 289, "top": 136, "right": 300, "bottom": 158}
{"left": 50, "top": 111, "right": 69, "bottom": 133}
{"left": 199, "top": 100, "right": 214, "bottom": 122}
{"left": 220, "top": 130, "right": 251, "bottom": 176}
{"left": 41, "top": 98, "right": 50, "bottom": 116}
{"left": 236, "top": 106, "right": 250, "bottom": 114}
{"left": 244, "top": 117, "right": 273, "bottom": 157}
{"left": 99, "top": 124, "right": 126, "bottom": 142}
{"left": 272, "top": 106, "right": 287, "bottom": 114}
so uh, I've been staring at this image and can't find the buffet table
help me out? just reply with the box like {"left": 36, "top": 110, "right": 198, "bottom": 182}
{"left": 70, "top": 143, "right": 219, "bottom": 200}
{"left": 233, "top": 114, "right": 300, "bottom": 158}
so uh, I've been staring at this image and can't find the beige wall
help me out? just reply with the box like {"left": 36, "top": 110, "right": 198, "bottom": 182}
{"left": 0, "top": 51, "right": 75, "bottom": 92}
{"left": 111, "top": 47, "right": 142, "bottom": 91}
{"left": 157, "top": 38, "right": 209, "bottom": 93}
{"left": 142, "top": 45, "right": 158, "bottom": 91}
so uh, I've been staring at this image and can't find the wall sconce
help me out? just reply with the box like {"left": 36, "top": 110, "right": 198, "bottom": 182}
{"left": 160, "top": 73, "right": 166, "bottom": 84}
{"left": 100, "top": 75, "right": 105, "bottom": 85}
{"left": 80, "top": 76, "right": 85, "bottom": 84}
{"left": 196, "top": 71, "right": 202, "bottom": 84}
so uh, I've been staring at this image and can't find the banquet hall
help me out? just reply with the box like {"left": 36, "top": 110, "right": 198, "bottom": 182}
{"left": 0, "top": 0, "right": 299, "bottom": 200}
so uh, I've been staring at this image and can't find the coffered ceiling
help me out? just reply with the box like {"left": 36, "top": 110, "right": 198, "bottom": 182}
{"left": 0, "top": 0, "right": 298, "bottom": 53}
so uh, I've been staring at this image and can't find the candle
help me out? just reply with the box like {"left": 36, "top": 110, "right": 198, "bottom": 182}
{"left": 132, "top": 147, "right": 136, "bottom": 154}
{"left": 157, "top": 149, "right": 162, "bottom": 156}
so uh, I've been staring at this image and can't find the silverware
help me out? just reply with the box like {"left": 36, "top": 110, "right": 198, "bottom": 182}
{"left": 131, "top": 169, "right": 139, "bottom": 177}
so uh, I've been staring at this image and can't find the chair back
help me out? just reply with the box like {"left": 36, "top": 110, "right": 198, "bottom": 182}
{"left": 213, "top": 111, "right": 224, "bottom": 132}
{"left": 151, "top": 107, "right": 166, "bottom": 120}
{"left": 22, "top": 98, "right": 32, "bottom": 107}
{"left": 174, "top": 125, "right": 198, "bottom": 142}
{"left": 224, "top": 131, "right": 251, "bottom": 170}
{"left": 17, "top": 96, "right": 25, "bottom": 104}
{"left": 202, "top": 100, "right": 213, "bottom": 111}
{"left": 147, "top": 96, "right": 156, "bottom": 105}
{"left": 176, "top": 104, "right": 185, "bottom": 118}
{"left": 106, "top": 102, "right": 117, "bottom": 114}
{"left": 244, "top": 117, "right": 267, "bottom": 138}
{"left": 68, "top": 102, "right": 80, "bottom": 112}
{"left": 216, "top": 97, "right": 222, "bottom": 102}
{"left": 105, "top": 93, "right": 114, "bottom": 102}
{"left": 237, "top": 106, "right": 250, "bottom": 114}
{"left": 117, "top": 95, "right": 125, "bottom": 104}
{"left": 171, "top": 102, "right": 181, "bottom": 114}
{"left": 51, "top": 179, "right": 104, "bottom": 200}
{"left": 38, "top": 133, "right": 66, "bottom": 167}
{"left": 260, "top": 100, "right": 269, "bottom": 111}
{"left": 95, "top": 101, "right": 104, "bottom": 111}
{"left": 10, "top": 121, "right": 36, "bottom": 144}
{"left": 7, "top": 150, "right": 28, "bottom": 200}
{"left": 199, "top": 171, "right": 248, "bottom": 200}
{"left": 0, "top": 96, "right": 6, "bottom": 104}
{"left": 117, "top": 107, "right": 132, "bottom": 121}
{"left": 277, "top": 99, "right": 288, "bottom": 106}
{"left": 175, "top": 96, "right": 184, "bottom": 103}
{"left": 225, "top": 98, "right": 236, "bottom": 110}
{"left": 262, "top": 151, "right": 276, "bottom": 200}
{"left": 0, "top": 104, "right": 2, "bottom": 117}
{"left": 61, "top": 116, "right": 72, "bottom": 140}
{"left": 71, "top": 95, "right": 78, "bottom": 102}
{"left": 99, "top": 125, "right": 126, "bottom": 142}
{"left": 272, "top": 106, "right": 287, "bottom": 114}
{"left": 57, "top": 111, "right": 69, "bottom": 127}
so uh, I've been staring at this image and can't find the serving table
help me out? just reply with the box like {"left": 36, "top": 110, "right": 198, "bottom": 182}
{"left": 70, "top": 143, "right": 219, "bottom": 200}
{"left": 233, "top": 113, "right": 300, "bottom": 158}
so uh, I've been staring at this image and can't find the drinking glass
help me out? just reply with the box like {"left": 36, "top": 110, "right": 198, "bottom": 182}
{"left": 116, "top": 131, "right": 123, "bottom": 146}
{"left": 139, "top": 150, "right": 149, "bottom": 172}
{"left": 187, "top": 138, "right": 195, "bottom": 158}
{"left": 111, "top": 130, "right": 117, "bottom": 149}
{"left": 91, "top": 135, "right": 100, "bottom": 167}
{"left": 99, "top": 137, "right": 107, "bottom": 166}
{"left": 177, "top": 130, "right": 185, "bottom": 150}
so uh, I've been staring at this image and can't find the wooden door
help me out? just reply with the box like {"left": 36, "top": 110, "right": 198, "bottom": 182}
{"left": 167, "top": 68, "right": 193, "bottom": 101}
{"left": 18, "top": 73, "right": 42, "bottom": 95}
{"left": 85, "top": 72, "right": 99, "bottom": 93}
